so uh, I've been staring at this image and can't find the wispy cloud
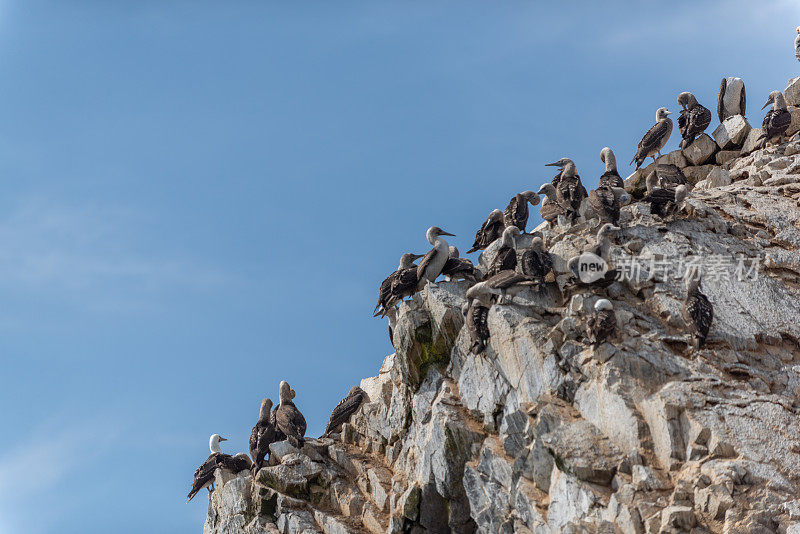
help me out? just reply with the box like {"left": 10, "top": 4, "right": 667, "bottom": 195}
{"left": 0, "top": 197, "right": 235, "bottom": 312}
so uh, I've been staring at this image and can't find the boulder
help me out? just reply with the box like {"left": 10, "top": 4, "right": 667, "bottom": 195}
{"left": 705, "top": 167, "right": 731, "bottom": 189}
{"left": 682, "top": 164, "right": 715, "bottom": 184}
{"left": 715, "top": 149, "right": 740, "bottom": 166}
{"left": 682, "top": 133, "right": 717, "bottom": 165}
{"left": 713, "top": 115, "right": 751, "bottom": 149}
{"left": 740, "top": 127, "right": 764, "bottom": 155}
{"left": 786, "top": 76, "right": 800, "bottom": 107}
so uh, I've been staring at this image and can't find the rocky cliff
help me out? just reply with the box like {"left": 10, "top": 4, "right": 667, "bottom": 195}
{"left": 202, "top": 77, "right": 800, "bottom": 534}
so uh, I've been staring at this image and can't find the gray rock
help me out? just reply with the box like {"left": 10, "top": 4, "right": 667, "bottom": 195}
{"left": 786, "top": 75, "right": 800, "bottom": 107}
{"left": 682, "top": 133, "right": 717, "bottom": 165}
{"left": 713, "top": 115, "right": 751, "bottom": 149}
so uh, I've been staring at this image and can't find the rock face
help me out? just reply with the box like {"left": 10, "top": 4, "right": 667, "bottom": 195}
{"left": 202, "top": 137, "right": 800, "bottom": 533}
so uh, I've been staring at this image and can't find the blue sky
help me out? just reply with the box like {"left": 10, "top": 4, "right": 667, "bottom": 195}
{"left": 0, "top": 2, "right": 797, "bottom": 532}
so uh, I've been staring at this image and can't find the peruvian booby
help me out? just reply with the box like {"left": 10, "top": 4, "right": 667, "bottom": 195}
{"left": 462, "top": 298, "right": 490, "bottom": 354}
{"left": 642, "top": 171, "right": 686, "bottom": 218}
{"left": 417, "top": 226, "right": 456, "bottom": 289}
{"left": 374, "top": 253, "right": 423, "bottom": 317}
{"left": 586, "top": 299, "right": 616, "bottom": 346}
{"left": 520, "top": 236, "right": 555, "bottom": 283}
{"left": 682, "top": 276, "right": 713, "bottom": 349}
{"left": 187, "top": 434, "right": 252, "bottom": 503}
{"left": 504, "top": 191, "right": 539, "bottom": 233}
{"left": 677, "top": 92, "right": 712, "bottom": 149}
{"left": 758, "top": 90, "right": 792, "bottom": 148}
{"left": 588, "top": 185, "right": 629, "bottom": 226}
{"left": 536, "top": 183, "right": 569, "bottom": 226}
{"left": 631, "top": 107, "right": 673, "bottom": 169}
{"left": 650, "top": 164, "right": 687, "bottom": 191}
{"left": 599, "top": 147, "right": 624, "bottom": 188}
{"left": 468, "top": 270, "right": 538, "bottom": 305}
{"left": 468, "top": 210, "right": 505, "bottom": 253}
{"left": 717, "top": 77, "right": 746, "bottom": 122}
{"left": 249, "top": 399, "right": 279, "bottom": 471}
{"left": 322, "top": 386, "right": 366, "bottom": 437}
{"left": 275, "top": 380, "right": 307, "bottom": 449}
{"left": 441, "top": 246, "right": 478, "bottom": 282}
{"left": 545, "top": 158, "right": 587, "bottom": 223}
{"left": 796, "top": 27, "right": 800, "bottom": 63}
{"left": 486, "top": 226, "right": 520, "bottom": 278}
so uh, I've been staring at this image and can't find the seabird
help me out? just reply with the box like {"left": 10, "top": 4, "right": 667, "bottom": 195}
{"left": 758, "top": 90, "right": 792, "bottom": 148}
{"left": 717, "top": 77, "right": 746, "bottom": 122}
{"left": 187, "top": 434, "right": 252, "bottom": 503}
{"left": 249, "top": 399, "right": 279, "bottom": 471}
{"left": 275, "top": 380, "right": 307, "bottom": 449}
{"left": 642, "top": 171, "right": 687, "bottom": 219}
{"left": 588, "top": 185, "right": 629, "bottom": 226}
{"left": 417, "top": 226, "right": 456, "bottom": 289}
{"left": 545, "top": 158, "right": 587, "bottom": 223}
{"left": 519, "top": 236, "right": 555, "bottom": 283}
{"left": 586, "top": 299, "right": 616, "bottom": 346}
{"left": 631, "top": 107, "right": 673, "bottom": 169}
{"left": 322, "top": 386, "right": 366, "bottom": 437}
{"left": 467, "top": 270, "right": 538, "bottom": 305}
{"left": 796, "top": 27, "right": 800, "bottom": 63}
{"left": 504, "top": 191, "right": 540, "bottom": 233}
{"left": 682, "top": 275, "right": 713, "bottom": 349}
{"left": 599, "top": 147, "right": 624, "bottom": 188}
{"left": 677, "top": 92, "right": 712, "bottom": 149}
{"left": 441, "top": 246, "right": 478, "bottom": 282}
{"left": 462, "top": 298, "right": 490, "bottom": 354}
{"left": 468, "top": 210, "right": 505, "bottom": 253}
{"left": 486, "top": 226, "right": 520, "bottom": 278}
{"left": 536, "top": 183, "right": 569, "bottom": 226}
{"left": 650, "top": 164, "right": 687, "bottom": 191}
{"left": 567, "top": 223, "right": 620, "bottom": 288}
{"left": 374, "top": 253, "right": 423, "bottom": 317}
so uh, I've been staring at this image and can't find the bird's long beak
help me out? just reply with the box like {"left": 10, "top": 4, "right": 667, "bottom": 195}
{"left": 761, "top": 98, "right": 772, "bottom": 110}
{"left": 411, "top": 253, "right": 425, "bottom": 260}
{"left": 219, "top": 437, "right": 227, "bottom": 442}
{"left": 440, "top": 231, "right": 455, "bottom": 237}
{"left": 544, "top": 161, "right": 561, "bottom": 167}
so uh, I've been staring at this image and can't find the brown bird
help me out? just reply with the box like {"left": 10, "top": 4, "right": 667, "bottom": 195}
{"left": 504, "top": 191, "right": 540, "bottom": 233}
{"left": 249, "top": 399, "right": 279, "bottom": 471}
{"left": 374, "top": 253, "right": 423, "bottom": 317}
{"left": 462, "top": 298, "right": 491, "bottom": 354}
{"left": 599, "top": 147, "right": 624, "bottom": 188}
{"left": 546, "top": 158, "right": 587, "bottom": 223}
{"left": 677, "top": 92, "right": 712, "bottom": 149}
{"left": 468, "top": 209, "right": 505, "bottom": 253}
{"left": 275, "top": 381, "right": 307, "bottom": 449}
{"left": 682, "top": 276, "right": 713, "bottom": 349}
{"left": 322, "top": 386, "right": 366, "bottom": 437}
{"left": 441, "top": 246, "right": 478, "bottom": 282}
{"left": 187, "top": 434, "right": 252, "bottom": 503}
{"left": 519, "top": 236, "right": 554, "bottom": 283}
{"left": 586, "top": 299, "right": 617, "bottom": 346}
{"left": 758, "top": 90, "right": 792, "bottom": 148}
{"left": 588, "top": 185, "right": 630, "bottom": 226}
{"left": 631, "top": 107, "right": 673, "bottom": 169}
{"left": 486, "top": 226, "right": 520, "bottom": 278}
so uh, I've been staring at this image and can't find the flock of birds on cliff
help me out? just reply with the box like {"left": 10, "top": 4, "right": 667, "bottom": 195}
{"left": 187, "top": 31, "right": 800, "bottom": 506}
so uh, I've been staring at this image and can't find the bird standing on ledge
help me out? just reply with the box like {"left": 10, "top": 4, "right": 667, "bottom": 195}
{"left": 468, "top": 210, "right": 505, "bottom": 253}
{"left": 631, "top": 107, "right": 673, "bottom": 169}
{"left": 504, "top": 191, "right": 539, "bottom": 233}
{"left": 599, "top": 147, "right": 624, "bottom": 188}
{"left": 417, "top": 226, "right": 456, "bottom": 289}
{"left": 677, "top": 92, "right": 711, "bottom": 149}
{"left": 758, "top": 90, "right": 792, "bottom": 148}
{"left": 682, "top": 276, "right": 713, "bottom": 349}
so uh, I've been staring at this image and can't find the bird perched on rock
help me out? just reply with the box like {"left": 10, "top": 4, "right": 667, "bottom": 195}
{"left": 486, "top": 226, "right": 520, "bottom": 278}
{"left": 462, "top": 298, "right": 491, "bottom": 354}
{"left": 631, "top": 108, "right": 673, "bottom": 169}
{"left": 650, "top": 164, "right": 687, "bottom": 191}
{"left": 682, "top": 275, "right": 713, "bottom": 349}
{"left": 796, "top": 27, "right": 800, "bottom": 63}
{"left": 586, "top": 299, "right": 616, "bottom": 346}
{"left": 599, "top": 147, "right": 624, "bottom": 188}
{"left": 567, "top": 223, "right": 620, "bottom": 288}
{"left": 187, "top": 434, "right": 252, "bottom": 503}
{"left": 642, "top": 171, "right": 687, "bottom": 219}
{"left": 504, "top": 191, "right": 539, "bottom": 233}
{"left": 468, "top": 209, "right": 505, "bottom": 254}
{"left": 441, "top": 246, "right": 478, "bottom": 283}
{"left": 677, "top": 92, "right": 711, "bottom": 149}
{"left": 546, "top": 158, "right": 587, "bottom": 223}
{"left": 520, "top": 236, "right": 555, "bottom": 283}
{"left": 275, "top": 381, "right": 307, "bottom": 449}
{"left": 758, "top": 90, "right": 792, "bottom": 148}
{"left": 717, "top": 77, "right": 746, "bottom": 122}
{"left": 322, "top": 386, "right": 366, "bottom": 437}
{"left": 417, "top": 226, "right": 456, "bottom": 289}
{"left": 374, "top": 253, "right": 423, "bottom": 317}
{"left": 467, "top": 270, "right": 538, "bottom": 305}
{"left": 588, "top": 184, "right": 629, "bottom": 226}
{"left": 536, "top": 183, "right": 569, "bottom": 226}
{"left": 249, "top": 399, "right": 279, "bottom": 471}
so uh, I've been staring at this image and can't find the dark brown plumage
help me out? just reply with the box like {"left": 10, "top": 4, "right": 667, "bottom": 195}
{"left": 589, "top": 185, "right": 620, "bottom": 226}
{"left": 759, "top": 92, "right": 792, "bottom": 147}
{"left": 275, "top": 381, "right": 307, "bottom": 449}
{"left": 677, "top": 92, "right": 711, "bottom": 149}
{"left": 682, "top": 277, "right": 713, "bottom": 349}
{"left": 503, "top": 191, "right": 539, "bottom": 233}
{"left": 187, "top": 440, "right": 252, "bottom": 503}
{"left": 441, "top": 247, "right": 478, "bottom": 282}
{"left": 463, "top": 299, "right": 490, "bottom": 354}
{"left": 599, "top": 170, "right": 624, "bottom": 188}
{"left": 519, "top": 238, "right": 554, "bottom": 283}
{"left": 652, "top": 164, "right": 687, "bottom": 191}
{"left": 586, "top": 301, "right": 616, "bottom": 346}
{"left": 468, "top": 209, "right": 505, "bottom": 253}
{"left": 322, "top": 386, "right": 366, "bottom": 437}
{"left": 249, "top": 399, "right": 279, "bottom": 470}
{"left": 374, "top": 253, "right": 422, "bottom": 317}
{"left": 631, "top": 108, "right": 673, "bottom": 169}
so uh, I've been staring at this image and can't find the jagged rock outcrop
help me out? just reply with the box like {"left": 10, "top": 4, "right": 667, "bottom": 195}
{"left": 202, "top": 115, "right": 800, "bottom": 533}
